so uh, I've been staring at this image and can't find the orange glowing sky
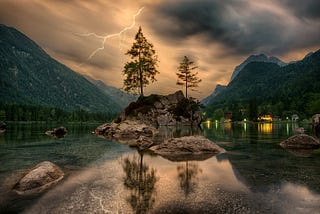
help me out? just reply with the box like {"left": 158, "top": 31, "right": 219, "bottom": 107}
{"left": 0, "top": 0, "right": 319, "bottom": 99}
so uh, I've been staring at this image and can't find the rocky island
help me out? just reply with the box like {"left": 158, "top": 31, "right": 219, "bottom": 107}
{"left": 95, "top": 91, "right": 226, "bottom": 159}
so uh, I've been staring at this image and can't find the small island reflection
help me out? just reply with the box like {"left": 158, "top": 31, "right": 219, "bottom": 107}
{"left": 177, "top": 161, "right": 202, "bottom": 197}
{"left": 122, "top": 152, "right": 158, "bottom": 214}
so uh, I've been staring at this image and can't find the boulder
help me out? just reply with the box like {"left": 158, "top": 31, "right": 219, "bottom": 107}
{"left": 280, "top": 134, "right": 320, "bottom": 149}
{"left": 13, "top": 161, "right": 64, "bottom": 195}
{"left": 95, "top": 120, "right": 158, "bottom": 140}
{"left": 45, "top": 126, "right": 67, "bottom": 138}
{"left": 150, "top": 136, "right": 226, "bottom": 161}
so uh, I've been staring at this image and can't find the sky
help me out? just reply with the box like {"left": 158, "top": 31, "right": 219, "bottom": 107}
{"left": 0, "top": 0, "right": 319, "bottom": 99}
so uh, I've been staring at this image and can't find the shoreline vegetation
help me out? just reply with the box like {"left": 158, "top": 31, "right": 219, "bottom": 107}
{"left": 0, "top": 103, "right": 117, "bottom": 123}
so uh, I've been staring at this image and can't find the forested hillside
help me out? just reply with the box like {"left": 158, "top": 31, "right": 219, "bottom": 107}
{"left": 204, "top": 50, "right": 320, "bottom": 120}
{"left": 0, "top": 24, "right": 122, "bottom": 115}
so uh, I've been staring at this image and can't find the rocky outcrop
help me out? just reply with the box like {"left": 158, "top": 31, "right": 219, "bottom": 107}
{"left": 150, "top": 136, "right": 226, "bottom": 161}
{"left": 13, "top": 161, "right": 64, "bottom": 195}
{"left": 116, "top": 90, "right": 202, "bottom": 127}
{"left": 45, "top": 126, "right": 67, "bottom": 138}
{"left": 95, "top": 91, "right": 203, "bottom": 146}
{"left": 280, "top": 134, "right": 320, "bottom": 149}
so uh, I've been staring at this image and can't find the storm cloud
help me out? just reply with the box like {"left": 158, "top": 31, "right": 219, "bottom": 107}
{"left": 149, "top": 0, "right": 320, "bottom": 55}
{"left": 0, "top": 0, "right": 319, "bottom": 99}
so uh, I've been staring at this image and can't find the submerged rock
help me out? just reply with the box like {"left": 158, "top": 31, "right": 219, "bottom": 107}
{"left": 280, "top": 134, "right": 320, "bottom": 150}
{"left": 45, "top": 126, "right": 67, "bottom": 138}
{"left": 150, "top": 136, "right": 226, "bottom": 161}
{"left": 13, "top": 161, "right": 64, "bottom": 195}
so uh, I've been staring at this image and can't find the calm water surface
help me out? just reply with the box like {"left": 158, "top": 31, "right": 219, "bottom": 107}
{"left": 0, "top": 122, "right": 320, "bottom": 213}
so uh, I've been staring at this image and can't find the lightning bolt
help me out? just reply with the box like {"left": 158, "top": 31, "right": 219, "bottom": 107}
{"left": 77, "top": 7, "right": 144, "bottom": 66}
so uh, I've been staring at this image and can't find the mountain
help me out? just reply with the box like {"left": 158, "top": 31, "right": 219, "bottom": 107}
{"left": 84, "top": 75, "right": 137, "bottom": 108}
{"left": 201, "top": 84, "right": 226, "bottom": 105}
{"left": 230, "top": 54, "right": 286, "bottom": 82}
{"left": 0, "top": 24, "right": 124, "bottom": 114}
{"left": 203, "top": 53, "right": 286, "bottom": 107}
{"left": 203, "top": 49, "right": 320, "bottom": 117}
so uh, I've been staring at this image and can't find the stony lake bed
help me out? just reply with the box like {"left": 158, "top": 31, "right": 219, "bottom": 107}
{"left": 1, "top": 122, "right": 320, "bottom": 213}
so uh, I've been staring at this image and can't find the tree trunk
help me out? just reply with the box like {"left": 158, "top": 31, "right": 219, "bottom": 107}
{"left": 185, "top": 75, "right": 188, "bottom": 98}
{"left": 139, "top": 68, "right": 143, "bottom": 96}
{"left": 138, "top": 49, "right": 144, "bottom": 96}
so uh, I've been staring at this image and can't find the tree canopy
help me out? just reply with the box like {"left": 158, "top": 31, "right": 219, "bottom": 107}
{"left": 176, "top": 56, "right": 201, "bottom": 98}
{"left": 123, "top": 26, "right": 159, "bottom": 96}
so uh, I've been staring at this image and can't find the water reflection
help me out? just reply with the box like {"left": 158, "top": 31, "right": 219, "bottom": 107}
{"left": 155, "top": 126, "right": 202, "bottom": 142}
{"left": 177, "top": 161, "right": 202, "bottom": 197}
{"left": 1, "top": 122, "right": 320, "bottom": 213}
{"left": 122, "top": 152, "right": 158, "bottom": 214}
{"left": 202, "top": 121, "right": 310, "bottom": 143}
{"left": 258, "top": 123, "right": 273, "bottom": 134}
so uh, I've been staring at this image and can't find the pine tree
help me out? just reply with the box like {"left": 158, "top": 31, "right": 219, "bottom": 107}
{"left": 176, "top": 56, "right": 201, "bottom": 98}
{"left": 123, "top": 26, "right": 159, "bottom": 96}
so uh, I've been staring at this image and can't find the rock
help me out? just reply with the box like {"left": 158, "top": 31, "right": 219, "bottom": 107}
{"left": 157, "top": 113, "right": 176, "bottom": 126}
{"left": 312, "top": 114, "right": 320, "bottom": 138}
{"left": 293, "top": 127, "right": 305, "bottom": 134}
{"left": 95, "top": 91, "right": 203, "bottom": 148}
{"left": 167, "top": 90, "right": 185, "bottom": 104}
{"left": 95, "top": 120, "right": 158, "bottom": 140}
{"left": 150, "top": 136, "right": 226, "bottom": 161}
{"left": 13, "top": 161, "right": 64, "bottom": 195}
{"left": 0, "top": 122, "right": 6, "bottom": 130}
{"left": 45, "top": 126, "right": 67, "bottom": 138}
{"left": 119, "top": 136, "right": 155, "bottom": 150}
{"left": 312, "top": 114, "right": 320, "bottom": 124}
{"left": 280, "top": 134, "right": 320, "bottom": 149}
{"left": 112, "top": 90, "right": 202, "bottom": 127}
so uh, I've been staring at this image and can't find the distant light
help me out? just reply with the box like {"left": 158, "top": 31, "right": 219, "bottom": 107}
{"left": 244, "top": 118, "right": 247, "bottom": 122}
{"left": 206, "top": 120, "right": 210, "bottom": 128}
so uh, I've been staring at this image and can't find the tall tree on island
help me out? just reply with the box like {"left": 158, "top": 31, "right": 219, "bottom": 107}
{"left": 176, "top": 56, "right": 201, "bottom": 98}
{"left": 122, "top": 26, "right": 159, "bottom": 96}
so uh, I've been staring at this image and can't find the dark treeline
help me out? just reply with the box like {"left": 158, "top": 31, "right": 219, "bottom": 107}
{"left": 0, "top": 103, "right": 117, "bottom": 122}
{"left": 207, "top": 93, "right": 320, "bottom": 122}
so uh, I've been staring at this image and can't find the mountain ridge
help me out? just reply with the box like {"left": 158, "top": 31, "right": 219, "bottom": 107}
{"left": 84, "top": 75, "right": 137, "bottom": 108}
{"left": 203, "top": 49, "right": 320, "bottom": 118}
{"left": 0, "top": 24, "right": 129, "bottom": 114}
{"left": 230, "top": 53, "right": 286, "bottom": 82}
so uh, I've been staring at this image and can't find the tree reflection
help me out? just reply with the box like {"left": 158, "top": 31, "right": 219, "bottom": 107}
{"left": 122, "top": 152, "right": 158, "bottom": 214}
{"left": 177, "top": 161, "right": 202, "bottom": 197}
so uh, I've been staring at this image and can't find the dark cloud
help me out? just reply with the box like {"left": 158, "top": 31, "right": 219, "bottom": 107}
{"left": 149, "top": 0, "right": 320, "bottom": 55}
{"left": 279, "top": 0, "right": 320, "bottom": 20}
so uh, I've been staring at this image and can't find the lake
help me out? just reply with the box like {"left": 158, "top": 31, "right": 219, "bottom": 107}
{"left": 0, "top": 122, "right": 320, "bottom": 213}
